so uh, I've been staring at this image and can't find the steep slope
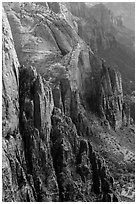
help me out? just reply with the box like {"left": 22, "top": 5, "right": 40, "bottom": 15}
{"left": 2, "top": 7, "right": 35, "bottom": 201}
{"left": 2, "top": 12, "right": 119, "bottom": 200}
{"left": 2, "top": 8, "right": 59, "bottom": 201}
{"left": 66, "top": 2, "right": 135, "bottom": 94}
{"left": 2, "top": 2, "right": 135, "bottom": 202}
{"left": 3, "top": 2, "right": 130, "bottom": 130}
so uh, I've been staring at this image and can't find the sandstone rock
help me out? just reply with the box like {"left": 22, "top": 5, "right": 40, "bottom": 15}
{"left": 2, "top": 3, "right": 134, "bottom": 202}
{"left": 100, "top": 65, "right": 124, "bottom": 130}
{"left": 2, "top": 8, "right": 35, "bottom": 202}
{"left": 3, "top": 2, "right": 129, "bottom": 130}
{"left": 19, "top": 66, "right": 59, "bottom": 201}
{"left": 51, "top": 108, "right": 118, "bottom": 201}
{"left": 2, "top": 7, "right": 19, "bottom": 138}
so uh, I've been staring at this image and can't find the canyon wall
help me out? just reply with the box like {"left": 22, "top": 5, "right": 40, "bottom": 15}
{"left": 2, "top": 2, "right": 134, "bottom": 202}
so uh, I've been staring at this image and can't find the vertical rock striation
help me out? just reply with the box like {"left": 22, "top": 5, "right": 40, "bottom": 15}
{"left": 19, "top": 66, "right": 59, "bottom": 201}
{"left": 2, "top": 3, "right": 134, "bottom": 202}
{"left": 2, "top": 8, "right": 35, "bottom": 202}
{"left": 100, "top": 64, "right": 124, "bottom": 130}
{"left": 51, "top": 108, "right": 119, "bottom": 201}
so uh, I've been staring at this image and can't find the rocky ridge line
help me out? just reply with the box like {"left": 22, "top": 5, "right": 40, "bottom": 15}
{"left": 2, "top": 3, "right": 134, "bottom": 202}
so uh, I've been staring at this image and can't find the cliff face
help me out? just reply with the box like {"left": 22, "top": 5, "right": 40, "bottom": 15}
{"left": 2, "top": 7, "right": 19, "bottom": 138}
{"left": 100, "top": 65, "right": 123, "bottom": 129}
{"left": 2, "top": 8, "right": 35, "bottom": 201}
{"left": 66, "top": 2, "right": 135, "bottom": 96}
{"left": 2, "top": 2, "right": 134, "bottom": 202}
{"left": 3, "top": 2, "right": 128, "bottom": 130}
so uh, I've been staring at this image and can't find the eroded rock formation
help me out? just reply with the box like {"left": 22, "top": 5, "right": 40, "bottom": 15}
{"left": 2, "top": 2, "right": 134, "bottom": 202}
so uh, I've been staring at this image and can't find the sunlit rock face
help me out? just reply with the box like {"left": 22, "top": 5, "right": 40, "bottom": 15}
{"left": 99, "top": 65, "right": 124, "bottom": 130}
{"left": 2, "top": 7, "right": 20, "bottom": 137}
{"left": 2, "top": 8, "right": 59, "bottom": 201}
{"left": 2, "top": 8, "right": 35, "bottom": 202}
{"left": 3, "top": 2, "right": 127, "bottom": 131}
{"left": 2, "top": 2, "right": 134, "bottom": 202}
